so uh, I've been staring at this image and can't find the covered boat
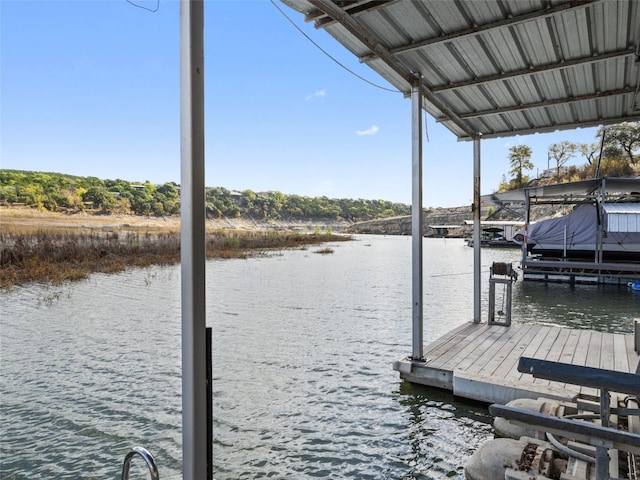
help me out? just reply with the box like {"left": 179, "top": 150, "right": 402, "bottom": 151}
{"left": 517, "top": 203, "right": 640, "bottom": 261}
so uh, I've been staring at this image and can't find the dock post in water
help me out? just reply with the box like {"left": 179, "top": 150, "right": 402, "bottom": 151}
{"left": 410, "top": 76, "right": 424, "bottom": 362}
{"left": 472, "top": 135, "right": 481, "bottom": 323}
{"left": 180, "top": 0, "right": 208, "bottom": 478}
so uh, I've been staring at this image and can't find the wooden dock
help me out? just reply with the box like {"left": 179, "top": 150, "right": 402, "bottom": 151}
{"left": 393, "top": 322, "right": 639, "bottom": 404}
{"left": 522, "top": 258, "right": 640, "bottom": 285}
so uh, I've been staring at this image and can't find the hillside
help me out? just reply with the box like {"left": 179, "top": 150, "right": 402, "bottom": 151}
{"left": 0, "top": 169, "right": 410, "bottom": 224}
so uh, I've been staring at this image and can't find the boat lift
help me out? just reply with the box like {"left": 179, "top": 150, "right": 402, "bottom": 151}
{"left": 488, "top": 262, "right": 518, "bottom": 326}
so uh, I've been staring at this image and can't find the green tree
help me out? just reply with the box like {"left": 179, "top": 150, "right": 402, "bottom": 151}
{"left": 548, "top": 141, "right": 577, "bottom": 180}
{"left": 579, "top": 142, "right": 600, "bottom": 166}
{"left": 601, "top": 122, "right": 640, "bottom": 165}
{"left": 82, "top": 185, "right": 117, "bottom": 213}
{"left": 508, "top": 145, "right": 533, "bottom": 189}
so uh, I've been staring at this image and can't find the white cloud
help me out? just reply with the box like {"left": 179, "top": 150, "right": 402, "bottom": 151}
{"left": 305, "top": 89, "right": 326, "bottom": 101}
{"left": 356, "top": 125, "right": 379, "bottom": 136}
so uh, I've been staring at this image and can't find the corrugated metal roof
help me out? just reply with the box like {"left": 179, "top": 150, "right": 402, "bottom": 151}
{"left": 463, "top": 220, "right": 525, "bottom": 226}
{"left": 281, "top": 0, "right": 640, "bottom": 140}
{"left": 603, "top": 202, "right": 640, "bottom": 214}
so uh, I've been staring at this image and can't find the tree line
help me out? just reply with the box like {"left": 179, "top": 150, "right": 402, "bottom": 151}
{"left": 501, "top": 122, "right": 640, "bottom": 192}
{"left": 0, "top": 170, "right": 410, "bottom": 222}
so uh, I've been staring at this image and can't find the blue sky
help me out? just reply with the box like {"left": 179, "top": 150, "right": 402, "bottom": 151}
{"left": 1, "top": 0, "right": 601, "bottom": 207}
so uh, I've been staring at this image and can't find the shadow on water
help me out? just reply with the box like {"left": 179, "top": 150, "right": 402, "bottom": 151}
{"left": 391, "top": 382, "right": 494, "bottom": 480}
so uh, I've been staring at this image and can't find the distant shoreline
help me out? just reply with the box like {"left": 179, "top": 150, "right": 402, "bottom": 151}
{"left": 0, "top": 205, "right": 352, "bottom": 233}
{"left": 0, "top": 207, "right": 350, "bottom": 288}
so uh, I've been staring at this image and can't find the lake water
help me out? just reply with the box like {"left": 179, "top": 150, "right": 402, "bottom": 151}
{"left": 1, "top": 236, "right": 638, "bottom": 479}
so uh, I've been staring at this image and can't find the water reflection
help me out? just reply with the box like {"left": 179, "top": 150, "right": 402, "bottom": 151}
{"left": 513, "top": 281, "right": 639, "bottom": 333}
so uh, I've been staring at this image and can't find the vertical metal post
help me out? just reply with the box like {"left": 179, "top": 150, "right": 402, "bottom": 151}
{"left": 180, "top": 1, "right": 207, "bottom": 479}
{"left": 473, "top": 136, "right": 481, "bottom": 323}
{"left": 523, "top": 189, "right": 530, "bottom": 270}
{"left": 411, "top": 78, "right": 424, "bottom": 361}
{"left": 597, "top": 179, "right": 606, "bottom": 265}
{"left": 206, "top": 327, "right": 213, "bottom": 480}
{"left": 596, "top": 389, "right": 611, "bottom": 480}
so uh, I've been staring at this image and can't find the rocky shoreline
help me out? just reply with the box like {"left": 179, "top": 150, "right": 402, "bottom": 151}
{"left": 344, "top": 204, "right": 568, "bottom": 236}
{"left": 344, "top": 205, "right": 480, "bottom": 236}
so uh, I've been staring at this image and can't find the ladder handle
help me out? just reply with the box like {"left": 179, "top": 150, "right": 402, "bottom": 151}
{"left": 121, "top": 446, "right": 159, "bottom": 480}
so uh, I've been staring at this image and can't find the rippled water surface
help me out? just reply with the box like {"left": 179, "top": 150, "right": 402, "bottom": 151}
{"left": 1, "top": 236, "right": 637, "bottom": 479}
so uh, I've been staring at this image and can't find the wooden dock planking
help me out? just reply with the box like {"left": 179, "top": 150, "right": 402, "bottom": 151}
{"left": 626, "top": 334, "right": 640, "bottom": 374}
{"left": 510, "top": 325, "right": 554, "bottom": 382}
{"left": 613, "top": 334, "right": 629, "bottom": 373}
{"left": 475, "top": 323, "right": 535, "bottom": 379}
{"left": 494, "top": 324, "right": 542, "bottom": 382}
{"left": 423, "top": 322, "right": 480, "bottom": 365}
{"left": 533, "top": 327, "right": 571, "bottom": 387}
{"left": 425, "top": 322, "right": 501, "bottom": 370}
{"left": 394, "top": 322, "right": 639, "bottom": 404}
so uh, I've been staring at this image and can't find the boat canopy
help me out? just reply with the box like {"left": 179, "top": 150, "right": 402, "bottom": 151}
{"left": 522, "top": 204, "right": 640, "bottom": 254}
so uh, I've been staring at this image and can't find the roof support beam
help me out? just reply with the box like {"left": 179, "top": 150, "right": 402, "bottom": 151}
{"left": 359, "top": 0, "right": 596, "bottom": 63}
{"left": 307, "top": 0, "right": 396, "bottom": 27}
{"left": 443, "top": 87, "right": 638, "bottom": 121}
{"left": 430, "top": 48, "right": 635, "bottom": 93}
{"left": 457, "top": 113, "right": 640, "bottom": 141}
{"left": 307, "top": 0, "right": 477, "bottom": 138}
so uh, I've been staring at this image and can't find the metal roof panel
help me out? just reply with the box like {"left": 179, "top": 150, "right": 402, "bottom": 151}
{"left": 282, "top": 0, "right": 640, "bottom": 140}
{"left": 603, "top": 203, "right": 640, "bottom": 214}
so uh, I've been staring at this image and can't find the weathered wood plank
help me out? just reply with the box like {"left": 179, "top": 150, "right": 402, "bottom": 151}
{"left": 580, "top": 330, "right": 602, "bottom": 397}
{"left": 585, "top": 331, "right": 603, "bottom": 368}
{"left": 599, "top": 332, "right": 615, "bottom": 371}
{"left": 425, "top": 321, "right": 476, "bottom": 352}
{"left": 491, "top": 323, "right": 542, "bottom": 380}
{"left": 533, "top": 327, "right": 571, "bottom": 389}
{"left": 424, "top": 322, "right": 481, "bottom": 367}
{"left": 625, "top": 334, "right": 640, "bottom": 374}
{"left": 612, "top": 334, "right": 629, "bottom": 374}
{"left": 517, "top": 327, "right": 562, "bottom": 386}
{"left": 572, "top": 330, "right": 592, "bottom": 366}
{"left": 453, "top": 324, "right": 513, "bottom": 373}
{"left": 428, "top": 323, "right": 500, "bottom": 370}
{"left": 544, "top": 328, "right": 571, "bottom": 363}
{"left": 505, "top": 325, "right": 554, "bottom": 381}
{"left": 558, "top": 328, "right": 581, "bottom": 365}
{"left": 565, "top": 329, "right": 591, "bottom": 392}
{"left": 471, "top": 324, "right": 534, "bottom": 378}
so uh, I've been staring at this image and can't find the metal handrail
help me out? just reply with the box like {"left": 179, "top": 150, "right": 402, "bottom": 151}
{"left": 121, "top": 446, "right": 159, "bottom": 480}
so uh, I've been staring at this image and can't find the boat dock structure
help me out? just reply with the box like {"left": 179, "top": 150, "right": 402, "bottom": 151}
{"left": 170, "top": 2, "right": 640, "bottom": 478}
{"left": 393, "top": 322, "right": 640, "bottom": 405}
{"left": 484, "top": 177, "right": 640, "bottom": 285}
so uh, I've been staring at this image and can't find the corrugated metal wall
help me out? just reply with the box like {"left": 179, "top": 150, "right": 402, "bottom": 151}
{"left": 604, "top": 203, "right": 640, "bottom": 232}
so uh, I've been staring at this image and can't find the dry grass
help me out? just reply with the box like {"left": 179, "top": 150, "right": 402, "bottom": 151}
{"left": 0, "top": 207, "right": 349, "bottom": 288}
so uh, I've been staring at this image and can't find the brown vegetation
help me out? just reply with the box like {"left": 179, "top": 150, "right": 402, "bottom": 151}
{"left": 0, "top": 208, "right": 349, "bottom": 288}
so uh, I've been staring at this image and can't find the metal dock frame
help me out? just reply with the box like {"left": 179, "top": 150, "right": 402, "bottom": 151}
{"left": 489, "top": 356, "right": 640, "bottom": 480}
